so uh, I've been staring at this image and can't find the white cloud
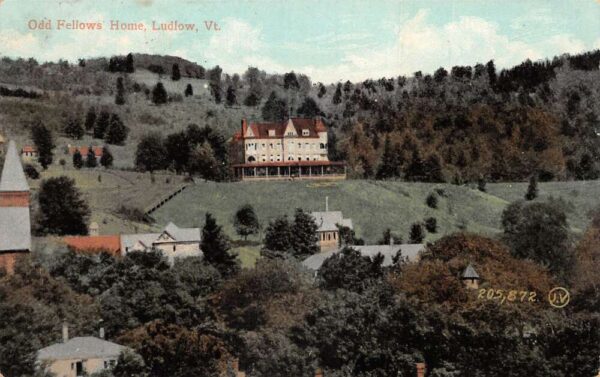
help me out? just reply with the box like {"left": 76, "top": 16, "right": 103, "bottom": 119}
{"left": 199, "top": 18, "right": 285, "bottom": 73}
{"left": 294, "top": 10, "right": 593, "bottom": 82}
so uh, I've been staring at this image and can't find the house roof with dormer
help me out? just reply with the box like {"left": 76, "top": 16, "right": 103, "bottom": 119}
{"left": 0, "top": 140, "right": 29, "bottom": 192}
{"left": 241, "top": 117, "right": 327, "bottom": 139}
{"left": 121, "top": 223, "right": 201, "bottom": 252}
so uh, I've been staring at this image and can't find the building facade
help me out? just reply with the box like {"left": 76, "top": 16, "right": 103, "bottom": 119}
{"left": 231, "top": 117, "right": 346, "bottom": 181}
{"left": 311, "top": 210, "right": 353, "bottom": 252}
{"left": 21, "top": 145, "right": 38, "bottom": 161}
{"left": 67, "top": 145, "right": 103, "bottom": 162}
{"left": 121, "top": 222, "right": 202, "bottom": 262}
{"left": 0, "top": 140, "right": 31, "bottom": 273}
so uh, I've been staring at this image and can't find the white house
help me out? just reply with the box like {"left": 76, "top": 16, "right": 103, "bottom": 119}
{"left": 121, "top": 222, "right": 202, "bottom": 262}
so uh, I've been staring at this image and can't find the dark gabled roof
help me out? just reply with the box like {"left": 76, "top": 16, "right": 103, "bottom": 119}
{"left": 245, "top": 118, "right": 327, "bottom": 139}
{"left": 0, "top": 140, "right": 29, "bottom": 192}
{"left": 462, "top": 263, "right": 480, "bottom": 279}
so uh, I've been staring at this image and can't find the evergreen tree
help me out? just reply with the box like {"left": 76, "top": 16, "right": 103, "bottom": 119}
{"left": 317, "top": 83, "right": 327, "bottom": 98}
{"left": 201, "top": 213, "right": 239, "bottom": 277}
{"left": 37, "top": 176, "right": 90, "bottom": 235}
{"left": 234, "top": 204, "right": 260, "bottom": 240}
{"left": 94, "top": 110, "right": 110, "bottom": 139}
{"left": 72, "top": 150, "right": 83, "bottom": 169}
{"left": 525, "top": 175, "right": 538, "bottom": 200}
{"left": 226, "top": 85, "right": 237, "bottom": 106}
{"left": 171, "top": 63, "right": 181, "bottom": 81}
{"left": 152, "top": 82, "right": 168, "bottom": 105}
{"left": 426, "top": 193, "right": 438, "bottom": 209}
{"left": 85, "top": 147, "right": 97, "bottom": 168}
{"left": 261, "top": 91, "right": 287, "bottom": 121}
{"left": 425, "top": 217, "right": 438, "bottom": 233}
{"left": 406, "top": 148, "right": 426, "bottom": 181}
{"left": 210, "top": 83, "right": 222, "bottom": 104}
{"left": 135, "top": 133, "right": 167, "bottom": 172}
{"left": 376, "top": 136, "right": 398, "bottom": 179}
{"left": 184, "top": 83, "right": 193, "bottom": 97}
{"left": 332, "top": 83, "right": 342, "bottom": 104}
{"left": 64, "top": 117, "right": 84, "bottom": 139}
{"left": 377, "top": 228, "right": 402, "bottom": 245}
{"left": 297, "top": 97, "right": 321, "bottom": 117}
{"left": 283, "top": 72, "right": 299, "bottom": 90}
{"left": 486, "top": 60, "right": 497, "bottom": 86}
{"left": 125, "top": 53, "right": 135, "bottom": 73}
{"left": 244, "top": 92, "right": 259, "bottom": 107}
{"left": 165, "top": 132, "right": 190, "bottom": 173}
{"left": 84, "top": 106, "right": 96, "bottom": 132}
{"left": 105, "top": 114, "right": 129, "bottom": 145}
{"left": 100, "top": 146, "right": 113, "bottom": 168}
{"left": 291, "top": 208, "right": 319, "bottom": 259}
{"left": 423, "top": 154, "right": 444, "bottom": 182}
{"left": 115, "top": 77, "right": 126, "bottom": 105}
{"left": 409, "top": 223, "right": 425, "bottom": 243}
{"left": 31, "top": 122, "right": 54, "bottom": 169}
{"left": 478, "top": 177, "right": 487, "bottom": 192}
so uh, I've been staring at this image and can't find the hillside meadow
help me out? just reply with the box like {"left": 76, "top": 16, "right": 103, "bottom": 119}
{"left": 151, "top": 178, "right": 598, "bottom": 245}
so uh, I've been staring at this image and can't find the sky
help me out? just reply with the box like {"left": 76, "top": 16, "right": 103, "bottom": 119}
{"left": 0, "top": 0, "right": 599, "bottom": 82}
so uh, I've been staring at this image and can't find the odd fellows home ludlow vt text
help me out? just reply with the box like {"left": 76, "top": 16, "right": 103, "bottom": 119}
{"left": 231, "top": 117, "right": 346, "bottom": 181}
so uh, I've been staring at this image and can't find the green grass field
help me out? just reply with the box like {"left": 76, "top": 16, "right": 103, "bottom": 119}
{"left": 150, "top": 179, "right": 599, "bottom": 244}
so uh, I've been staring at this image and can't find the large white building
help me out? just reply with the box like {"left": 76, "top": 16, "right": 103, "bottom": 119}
{"left": 232, "top": 117, "right": 346, "bottom": 180}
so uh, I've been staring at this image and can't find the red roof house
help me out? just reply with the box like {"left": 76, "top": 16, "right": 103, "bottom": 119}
{"left": 63, "top": 235, "right": 122, "bottom": 256}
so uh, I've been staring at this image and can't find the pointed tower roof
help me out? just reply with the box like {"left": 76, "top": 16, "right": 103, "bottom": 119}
{"left": 462, "top": 263, "right": 480, "bottom": 279}
{"left": 0, "top": 140, "right": 29, "bottom": 192}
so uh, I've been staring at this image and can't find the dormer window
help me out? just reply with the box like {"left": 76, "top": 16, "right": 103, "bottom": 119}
{"left": 268, "top": 129, "right": 276, "bottom": 137}
{"left": 302, "top": 129, "right": 309, "bottom": 136}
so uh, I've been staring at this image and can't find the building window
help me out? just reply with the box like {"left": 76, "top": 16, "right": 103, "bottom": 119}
{"left": 298, "top": 143, "right": 302, "bottom": 148}
{"left": 298, "top": 157, "right": 301, "bottom": 161}
{"left": 306, "top": 157, "right": 310, "bottom": 161}
{"left": 269, "top": 143, "right": 273, "bottom": 148}
{"left": 302, "top": 129, "right": 310, "bottom": 136}
{"left": 173, "top": 245, "right": 176, "bottom": 252}
{"left": 262, "top": 143, "right": 266, "bottom": 148}
{"left": 320, "top": 143, "right": 325, "bottom": 149}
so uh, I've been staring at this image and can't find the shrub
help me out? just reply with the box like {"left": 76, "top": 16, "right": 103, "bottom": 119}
{"left": 23, "top": 164, "right": 39, "bottom": 179}
{"left": 425, "top": 217, "right": 437, "bottom": 233}
{"left": 426, "top": 193, "right": 438, "bottom": 209}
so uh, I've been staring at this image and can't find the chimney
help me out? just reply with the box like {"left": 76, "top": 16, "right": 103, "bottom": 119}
{"left": 416, "top": 362, "right": 426, "bottom": 377}
{"left": 99, "top": 327, "right": 105, "bottom": 339}
{"left": 325, "top": 196, "right": 329, "bottom": 212}
{"left": 62, "top": 322, "right": 69, "bottom": 343}
{"left": 315, "top": 368, "right": 323, "bottom": 377}
{"left": 241, "top": 118, "right": 248, "bottom": 138}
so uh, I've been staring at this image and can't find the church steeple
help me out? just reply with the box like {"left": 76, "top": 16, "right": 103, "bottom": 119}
{"left": 0, "top": 140, "right": 30, "bottom": 206}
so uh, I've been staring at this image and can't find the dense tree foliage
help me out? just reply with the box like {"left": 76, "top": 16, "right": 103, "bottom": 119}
{"left": 502, "top": 199, "right": 575, "bottom": 281}
{"left": 35, "top": 176, "right": 90, "bottom": 235}
{"left": 30, "top": 122, "right": 54, "bottom": 169}
{"left": 233, "top": 204, "right": 260, "bottom": 240}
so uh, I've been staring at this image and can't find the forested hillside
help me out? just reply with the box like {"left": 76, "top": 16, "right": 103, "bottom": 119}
{"left": 0, "top": 50, "right": 599, "bottom": 181}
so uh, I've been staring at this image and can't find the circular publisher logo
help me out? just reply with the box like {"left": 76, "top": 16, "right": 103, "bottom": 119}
{"left": 548, "top": 287, "right": 570, "bottom": 308}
